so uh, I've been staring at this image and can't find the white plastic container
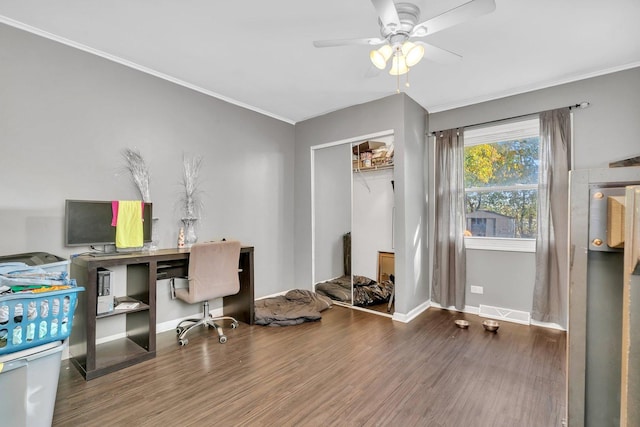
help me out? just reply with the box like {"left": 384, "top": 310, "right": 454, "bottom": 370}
{"left": 0, "top": 340, "right": 64, "bottom": 427}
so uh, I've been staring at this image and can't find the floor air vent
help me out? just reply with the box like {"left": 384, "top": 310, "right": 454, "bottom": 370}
{"left": 479, "top": 304, "right": 530, "bottom": 325}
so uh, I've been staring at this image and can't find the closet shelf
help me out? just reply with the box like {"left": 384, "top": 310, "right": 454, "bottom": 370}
{"left": 353, "top": 164, "right": 394, "bottom": 172}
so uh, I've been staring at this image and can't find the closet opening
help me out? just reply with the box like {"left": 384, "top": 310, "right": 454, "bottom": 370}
{"left": 311, "top": 130, "right": 395, "bottom": 317}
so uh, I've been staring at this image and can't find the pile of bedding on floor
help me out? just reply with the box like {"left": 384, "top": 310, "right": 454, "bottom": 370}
{"left": 353, "top": 275, "right": 393, "bottom": 306}
{"left": 315, "top": 275, "right": 394, "bottom": 307}
{"left": 314, "top": 276, "right": 352, "bottom": 302}
{"left": 254, "top": 289, "right": 333, "bottom": 326}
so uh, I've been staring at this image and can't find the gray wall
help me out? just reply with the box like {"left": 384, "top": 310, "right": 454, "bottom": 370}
{"left": 0, "top": 22, "right": 296, "bottom": 319}
{"left": 294, "top": 94, "right": 429, "bottom": 317}
{"left": 465, "top": 249, "right": 535, "bottom": 312}
{"left": 428, "top": 67, "right": 640, "bottom": 319}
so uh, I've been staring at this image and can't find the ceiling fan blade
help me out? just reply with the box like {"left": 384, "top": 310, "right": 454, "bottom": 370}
{"left": 371, "top": 0, "right": 401, "bottom": 31}
{"left": 411, "top": 0, "right": 496, "bottom": 37}
{"left": 415, "top": 42, "right": 462, "bottom": 64}
{"left": 313, "top": 37, "right": 386, "bottom": 48}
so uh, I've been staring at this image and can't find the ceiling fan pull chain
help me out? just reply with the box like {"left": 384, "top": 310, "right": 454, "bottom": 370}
{"left": 406, "top": 69, "right": 410, "bottom": 88}
{"left": 396, "top": 50, "right": 401, "bottom": 93}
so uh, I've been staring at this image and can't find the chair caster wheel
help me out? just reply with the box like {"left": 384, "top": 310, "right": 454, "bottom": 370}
{"left": 179, "top": 339, "right": 188, "bottom": 346}
{"left": 219, "top": 335, "right": 227, "bottom": 344}
{"left": 231, "top": 321, "right": 238, "bottom": 329}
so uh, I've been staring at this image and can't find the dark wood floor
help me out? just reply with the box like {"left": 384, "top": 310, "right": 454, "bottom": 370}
{"left": 53, "top": 306, "right": 566, "bottom": 427}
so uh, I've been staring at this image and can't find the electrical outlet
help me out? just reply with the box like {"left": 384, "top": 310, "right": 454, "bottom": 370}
{"left": 470, "top": 285, "right": 484, "bottom": 295}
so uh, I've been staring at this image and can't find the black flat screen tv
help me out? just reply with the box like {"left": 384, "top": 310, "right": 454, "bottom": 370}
{"left": 65, "top": 200, "right": 152, "bottom": 248}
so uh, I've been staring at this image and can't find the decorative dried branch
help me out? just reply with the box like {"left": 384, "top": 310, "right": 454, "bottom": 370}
{"left": 180, "top": 154, "right": 203, "bottom": 219}
{"left": 122, "top": 148, "right": 151, "bottom": 202}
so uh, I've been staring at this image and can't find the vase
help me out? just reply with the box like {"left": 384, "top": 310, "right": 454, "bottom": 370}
{"left": 181, "top": 217, "right": 198, "bottom": 248}
{"left": 150, "top": 217, "right": 160, "bottom": 251}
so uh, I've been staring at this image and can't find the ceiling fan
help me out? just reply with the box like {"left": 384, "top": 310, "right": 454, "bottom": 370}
{"left": 313, "top": 0, "right": 496, "bottom": 84}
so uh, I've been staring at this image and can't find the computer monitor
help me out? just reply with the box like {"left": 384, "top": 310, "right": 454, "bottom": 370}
{"left": 64, "top": 200, "right": 152, "bottom": 249}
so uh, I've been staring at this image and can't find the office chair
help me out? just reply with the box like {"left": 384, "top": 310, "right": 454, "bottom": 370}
{"left": 170, "top": 240, "right": 241, "bottom": 346}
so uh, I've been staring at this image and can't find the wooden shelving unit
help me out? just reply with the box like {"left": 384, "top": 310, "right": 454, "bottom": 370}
{"left": 69, "top": 250, "right": 187, "bottom": 380}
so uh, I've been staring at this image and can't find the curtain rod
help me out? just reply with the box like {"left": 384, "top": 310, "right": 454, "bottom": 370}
{"left": 429, "top": 101, "right": 590, "bottom": 136}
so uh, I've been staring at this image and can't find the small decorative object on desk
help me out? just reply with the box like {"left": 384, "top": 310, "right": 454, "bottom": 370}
{"left": 181, "top": 217, "right": 198, "bottom": 248}
{"left": 150, "top": 217, "right": 160, "bottom": 251}
{"left": 178, "top": 154, "right": 203, "bottom": 248}
{"left": 121, "top": 148, "right": 151, "bottom": 203}
{"left": 177, "top": 227, "right": 185, "bottom": 248}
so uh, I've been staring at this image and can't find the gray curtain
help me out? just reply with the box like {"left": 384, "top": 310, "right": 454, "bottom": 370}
{"left": 532, "top": 108, "right": 571, "bottom": 326}
{"left": 432, "top": 129, "right": 466, "bottom": 310}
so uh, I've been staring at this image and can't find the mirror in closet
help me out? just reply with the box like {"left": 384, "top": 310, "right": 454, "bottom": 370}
{"left": 312, "top": 135, "right": 396, "bottom": 315}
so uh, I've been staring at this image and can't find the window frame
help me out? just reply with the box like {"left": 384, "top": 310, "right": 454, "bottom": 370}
{"left": 463, "top": 116, "right": 540, "bottom": 252}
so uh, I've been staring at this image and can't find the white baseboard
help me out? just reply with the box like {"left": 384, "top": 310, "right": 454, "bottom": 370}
{"left": 156, "top": 308, "right": 224, "bottom": 333}
{"left": 429, "top": 300, "right": 464, "bottom": 314}
{"left": 530, "top": 319, "right": 566, "bottom": 331}
{"left": 429, "top": 301, "right": 566, "bottom": 331}
{"left": 392, "top": 300, "right": 430, "bottom": 323}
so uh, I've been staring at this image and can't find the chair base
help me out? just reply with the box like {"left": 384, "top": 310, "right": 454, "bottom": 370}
{"left": 176, "top": 301, "right": 238, "bottom": 346}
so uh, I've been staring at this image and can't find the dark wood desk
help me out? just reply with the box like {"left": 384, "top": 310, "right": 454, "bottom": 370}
{"left": 69, "top": 246, "right": 254, "bottom": 380}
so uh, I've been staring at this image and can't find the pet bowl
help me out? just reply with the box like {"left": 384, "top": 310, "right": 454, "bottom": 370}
{"left": 454, "top": 319, "right": 469, "bottom": 329}
{"left": 482, "top": 320, "right": 500, "bottom": 332}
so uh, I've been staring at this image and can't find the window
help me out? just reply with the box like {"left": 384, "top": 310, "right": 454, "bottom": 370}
{"left": 463, "top": 117, "right": 539, "bottom": 250}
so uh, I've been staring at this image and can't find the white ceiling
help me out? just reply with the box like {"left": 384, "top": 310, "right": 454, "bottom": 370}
{"left": 1, "top": 0, "right": 639, "bottom": 124}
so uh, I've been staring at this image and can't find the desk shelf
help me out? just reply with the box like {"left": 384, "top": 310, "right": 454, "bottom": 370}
{"left": 97, "top": 297, "right": 150, "bottom": 319}
{"left": 70, "top": 254, "right": 161, "bottom": 380}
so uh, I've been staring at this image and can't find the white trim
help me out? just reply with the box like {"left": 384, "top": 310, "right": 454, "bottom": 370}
{"left": 465, "top": 184, "right": 537, "bottom": 193}
{"left": 310, "top": 147, "right": 316, "bottom": 285}
{"left": 463, "top": 305, "right": 480, "bottom": 315}
{"left": 392, "top": 300, "right": 430, "bottom": 323}
{"left": 426, "top": 61, "right": 640, "bottom": 113}
{"left": 479, "top": 304, "right": 530, "bottom": 325}
{"left": 464, "top": 117, "right": 539, "bottom": 146}
{"left": 430, "top": 302, "right": 566, "bottom": 331}
{"left": 428, "top": 301, "right": 479, "bottom": 314}
{"left": 464, "top": 236, "right": 536, "bottom": 252}
{"left": 530, "top": 319, "right": 566, "bottom": 331}
{"left": 0, "top": 15, "right": 295, "bottom": 125}
{"left": 156, "top": 308, "right": 223, "bottom": 333}
{"left": 310, "top": 130, "right": 395, "bottom": 151}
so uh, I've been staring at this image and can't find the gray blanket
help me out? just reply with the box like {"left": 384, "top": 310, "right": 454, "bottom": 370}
{"left": 315, "top": 275, "right": 393, "bottom": 307}
{"left": 254, "top": 289, "right": 333, "bottom": 326}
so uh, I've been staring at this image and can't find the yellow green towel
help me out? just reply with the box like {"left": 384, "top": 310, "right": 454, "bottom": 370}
{"left": 115, "top": 200, "right": 143, "bottom": 248}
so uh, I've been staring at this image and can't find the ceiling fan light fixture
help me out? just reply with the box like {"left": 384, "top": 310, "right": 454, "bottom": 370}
{"left": 370, "top": 44, "right": 393, "bottom": 69}
{"left": 402, "top": 41, "right": 424, "bottom": 67}
{"left": 389, "top": 54, "right": 408, "bottom": 76}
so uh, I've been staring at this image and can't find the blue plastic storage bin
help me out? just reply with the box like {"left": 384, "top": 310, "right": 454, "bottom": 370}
{"left": 0, "top": 286, "right": 84, "bottom": 355}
